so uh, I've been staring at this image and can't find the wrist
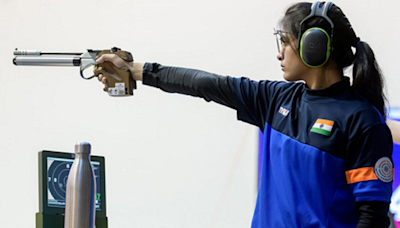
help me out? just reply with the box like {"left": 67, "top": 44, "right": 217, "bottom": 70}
{"left": 131, "top": 62, "right": 144, "bottom": 81}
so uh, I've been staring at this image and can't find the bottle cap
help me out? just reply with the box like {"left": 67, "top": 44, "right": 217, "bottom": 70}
{"left": 74, "top": 142, "right": 91, "bottom": 154}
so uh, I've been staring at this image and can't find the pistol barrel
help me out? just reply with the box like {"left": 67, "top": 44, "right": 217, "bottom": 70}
{"left": 13, "top": 56, "right": 81, "bottom": 66}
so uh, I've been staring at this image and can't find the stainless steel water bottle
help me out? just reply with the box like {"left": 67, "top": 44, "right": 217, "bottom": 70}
{"left": 64, "top": 142, "right": 96, "bottom": 228}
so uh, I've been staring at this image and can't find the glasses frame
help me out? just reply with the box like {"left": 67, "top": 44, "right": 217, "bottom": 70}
{"left": 273, "top": 28, "right": 292, "bottom": 53}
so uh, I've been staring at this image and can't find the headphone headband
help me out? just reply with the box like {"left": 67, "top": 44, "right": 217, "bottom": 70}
{"left": 297, "top": 1, "right": 334, "bottom": 49}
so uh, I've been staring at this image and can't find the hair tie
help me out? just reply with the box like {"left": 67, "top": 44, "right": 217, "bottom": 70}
{"left": 352, "top": 37, "right": 360, "bottom": 47}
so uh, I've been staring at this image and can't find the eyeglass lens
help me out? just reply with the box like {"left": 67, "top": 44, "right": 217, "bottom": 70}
{"left": 274, "top": 29, "right": 283, "bottom": 53}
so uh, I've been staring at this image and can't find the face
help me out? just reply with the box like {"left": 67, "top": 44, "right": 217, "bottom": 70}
{"left": 276, "top": 32, "right": 310, "bottom": 82}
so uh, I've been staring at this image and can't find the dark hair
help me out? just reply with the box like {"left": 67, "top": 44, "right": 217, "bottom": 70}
{"left": 279, "top": 2, "right": 387, "bottom": 118}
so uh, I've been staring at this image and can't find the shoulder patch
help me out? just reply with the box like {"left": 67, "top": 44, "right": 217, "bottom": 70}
{"left": 374, "top": 157, "right": 393, "bottom": 183}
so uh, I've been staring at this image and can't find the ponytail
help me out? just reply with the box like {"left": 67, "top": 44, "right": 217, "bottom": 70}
{"left": 351, "top": 41, "right": 387, "bottom": 118}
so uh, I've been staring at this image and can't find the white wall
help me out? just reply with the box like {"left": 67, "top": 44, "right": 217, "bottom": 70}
{"left": 0, "top": 0, "right": 399, "bottom": 227}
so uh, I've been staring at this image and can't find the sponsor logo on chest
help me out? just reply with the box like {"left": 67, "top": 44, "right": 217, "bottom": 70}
{"left": 279, "top": 106, "right": 290, "bottom": 117}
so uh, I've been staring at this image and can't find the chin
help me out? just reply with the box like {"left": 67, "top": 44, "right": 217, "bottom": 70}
{"left": 283, "top": 74, "right": 294, "bottom": 82}
{"left": 283, "top": 73, "right": 303, "bottom": 82}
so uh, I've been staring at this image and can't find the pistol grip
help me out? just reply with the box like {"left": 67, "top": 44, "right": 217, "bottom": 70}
{"left": 94, "top": 62, "right": 136, "bottom": 96}
{"left": 94, "top": 48, "right": 136, "bottom": 96}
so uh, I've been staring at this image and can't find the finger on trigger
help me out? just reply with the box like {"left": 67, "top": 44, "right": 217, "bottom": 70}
{"left": 96, "top": 54, "right": 111, "bottom": 63}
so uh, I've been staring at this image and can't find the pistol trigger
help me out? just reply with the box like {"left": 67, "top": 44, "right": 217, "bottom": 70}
{"left": 80, "top": 62, "right": 98, "bottom": 80}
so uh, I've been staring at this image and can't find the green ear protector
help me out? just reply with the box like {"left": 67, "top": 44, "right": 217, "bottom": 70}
{"left": 298, "top": 1, "right": 334, "bottom": 68}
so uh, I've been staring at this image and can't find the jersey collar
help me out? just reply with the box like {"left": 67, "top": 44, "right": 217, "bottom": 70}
{"left": 305, "top": 77, "right": 350, "bottom": 97}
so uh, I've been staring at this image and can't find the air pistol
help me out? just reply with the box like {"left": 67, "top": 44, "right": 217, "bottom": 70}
{"left": 13, "top": 47, "right": 136, "bottom": 96}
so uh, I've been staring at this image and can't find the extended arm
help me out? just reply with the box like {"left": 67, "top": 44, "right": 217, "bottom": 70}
{"left": 141, "top": 63, "right": 236, "bottom": 109}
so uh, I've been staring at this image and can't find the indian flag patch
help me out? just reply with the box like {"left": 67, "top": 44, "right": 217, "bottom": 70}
{"left": 310, "top": 118, "right": 334, "bottom": 136}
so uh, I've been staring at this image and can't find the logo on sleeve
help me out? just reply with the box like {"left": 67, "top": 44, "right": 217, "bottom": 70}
{"left": 374, "top": 157, "right": 393, "bottom": 183}
{"left": 310, "top": 118, "right": 334, "bottom": 136}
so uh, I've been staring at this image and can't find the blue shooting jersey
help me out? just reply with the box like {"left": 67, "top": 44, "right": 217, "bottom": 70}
{"left": 231, "top": 77, "right": 393, "bottom": 228}
{"left": 142, "top": 63, "right": 393, "bottom": 228}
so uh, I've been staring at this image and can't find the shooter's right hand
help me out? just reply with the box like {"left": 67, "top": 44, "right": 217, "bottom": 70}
{"left": 95, "top": 54, "right": 143, "bottom": 86}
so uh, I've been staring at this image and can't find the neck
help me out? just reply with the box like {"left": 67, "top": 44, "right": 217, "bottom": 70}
{"left": 304, "top": 61, "right": 343, "bottom": 89}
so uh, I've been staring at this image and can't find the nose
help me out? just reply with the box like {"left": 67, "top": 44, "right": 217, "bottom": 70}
{"left": 277, "top": 50, "right": 283, "bottom": 61}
